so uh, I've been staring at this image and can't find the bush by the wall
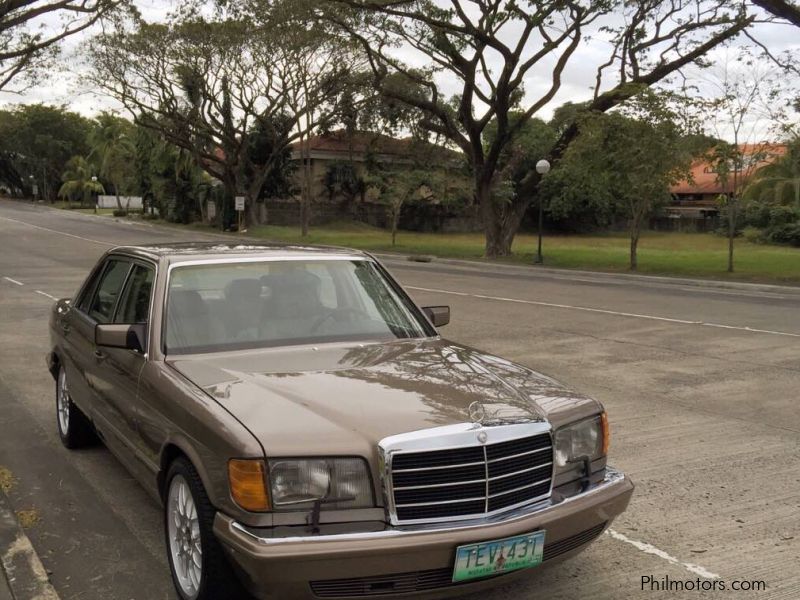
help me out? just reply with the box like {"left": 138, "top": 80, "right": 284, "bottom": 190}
{"left": 765, "top": 223, "right": 800, "bottom": 247}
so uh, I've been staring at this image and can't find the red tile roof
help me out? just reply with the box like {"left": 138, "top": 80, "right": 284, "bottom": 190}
{"left": 671, "top": 144, "right": 786, "bottom": 196}
{"left": 291, "top": 130, "right": 415, "bottom": 156}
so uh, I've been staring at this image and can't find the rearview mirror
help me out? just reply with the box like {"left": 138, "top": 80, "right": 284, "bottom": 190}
{"left": 95, "top": 323, "right": 146, "bottom": 353}
{"left": 422, "top": 306, "right": 450, "bottom": 328}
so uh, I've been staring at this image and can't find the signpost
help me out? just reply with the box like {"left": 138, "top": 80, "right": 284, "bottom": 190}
{"left": 235, "top": 196, "right": 246, "bottom": 231}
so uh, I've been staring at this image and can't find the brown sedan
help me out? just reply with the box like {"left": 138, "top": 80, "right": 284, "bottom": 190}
{"left": 47, "top": 243, "right": 633, "bottom": 600}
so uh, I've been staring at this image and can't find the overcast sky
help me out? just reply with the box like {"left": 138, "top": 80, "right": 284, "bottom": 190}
{"left": 1, "top": 1, "right": 797, "bottom": 141}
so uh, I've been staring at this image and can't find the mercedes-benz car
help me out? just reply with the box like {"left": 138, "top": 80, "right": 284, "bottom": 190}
{"left": 47, "top": 243, "right": 633, "bottom": 600}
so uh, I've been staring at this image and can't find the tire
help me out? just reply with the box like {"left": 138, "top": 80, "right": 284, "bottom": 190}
{"left": 164, "top": 457, "right": 249, "bottom": 600}
{"left": 56, "top": 364, "right": 96, "bottom": 449}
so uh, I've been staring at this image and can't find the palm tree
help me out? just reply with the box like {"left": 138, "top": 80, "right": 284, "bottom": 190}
{"left": 89, "top": 113, "right": 135, "bottom": 212}
{"left": 745, "top": 140, "right": 800, "bottom": 208}
{"left": 58, "top": 156, "right": 105, "bottom": 208}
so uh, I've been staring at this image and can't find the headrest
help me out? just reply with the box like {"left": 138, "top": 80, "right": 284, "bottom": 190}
{"left": 224, "top": 278, "right": 262, "bottom": 302}
{"left": 168, "top": 289, "right": 208, "bottom": 317}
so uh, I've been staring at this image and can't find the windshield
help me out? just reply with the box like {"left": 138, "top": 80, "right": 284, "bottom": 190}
{"left": 164, "top": 259, "right": 431, "bottom": 354}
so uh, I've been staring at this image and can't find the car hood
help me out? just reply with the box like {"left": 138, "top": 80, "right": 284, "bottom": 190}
{"left": 168, "top": 338, "right": 601, "bottom": 458}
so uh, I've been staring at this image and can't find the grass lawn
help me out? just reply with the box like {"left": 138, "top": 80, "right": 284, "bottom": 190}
{"left": 137, "top": 217, "right": 800, "bottom": 285}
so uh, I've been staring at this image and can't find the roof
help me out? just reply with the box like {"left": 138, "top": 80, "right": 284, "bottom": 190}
{"left": 291, "top": 130, "right": 415, "bottom": 157}
{"left": 671, "top": 144, "right": 786, "bottom": 196}
{"left": 110, "top": 242, "right": 367, "bottom": 264}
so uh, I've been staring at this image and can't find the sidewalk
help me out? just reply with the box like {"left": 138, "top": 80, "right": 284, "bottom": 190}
{"left": 0, "top": 487, "right": 58, "bottom": 600}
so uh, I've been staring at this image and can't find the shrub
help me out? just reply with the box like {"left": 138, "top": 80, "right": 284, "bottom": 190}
{"left": 765, "top": 223, "right": 800, "bottom": 247}
{"left": 768, "top": 205, "right": 800, "bottom": 227}
{"left": 743, "top": 202, "right": 771, "bottom": 228}
{"left": 742, "top": 226, "right": 765, "bottom": 244}
{"left": 112, "top": 209, "right": 127, "bottom": 217}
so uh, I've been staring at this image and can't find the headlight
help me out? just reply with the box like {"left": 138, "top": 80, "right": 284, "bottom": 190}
{"left": 554, "top": 414, "right": 608, "bottom": 469}
{"left": 268, "top": 458, "right": 373, "bottom": 510}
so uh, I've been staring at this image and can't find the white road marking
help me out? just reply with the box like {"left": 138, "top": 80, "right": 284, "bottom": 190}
{"left": 3, "top": 276, "right": 23, "bottom": 285}
{"left": 408, "top": 285, "right": 800, "bottom": 338}
{"left": 607, "top": 529, "right": 720, "bottom": 580}
{"left": 0, "top": 216, "right": 111, "bottom": 246}
{"left": 35, "top": 290, "right": 57, "bottom": 300}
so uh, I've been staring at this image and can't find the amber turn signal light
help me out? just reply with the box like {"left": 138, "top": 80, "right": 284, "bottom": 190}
{"left": 228, "top": 459, "right": 270, "bottom": 512}
{"left": 601, "top": 412, "right": 610, "bottom": 455}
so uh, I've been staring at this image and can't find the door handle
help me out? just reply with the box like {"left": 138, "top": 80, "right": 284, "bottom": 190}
{"left": 60, "top": 322, "right": 71, "bottom": 335}
{"left": 94, "top": 349, "right": 107, "bottom": 361}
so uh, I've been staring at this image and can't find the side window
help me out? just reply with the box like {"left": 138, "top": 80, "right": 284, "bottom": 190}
{"left": 115, "top": 264, "right": 155, "bottom": 324}
{"left": 76, "top": 262, "right": 106, "bottom": 312}
{"left": 87, "top": 260, "right": 131, "bottom": 323}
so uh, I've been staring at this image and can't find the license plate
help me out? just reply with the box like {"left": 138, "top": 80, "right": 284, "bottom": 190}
{"left": 452, "top": 531, "right": 545, "bottom": 582}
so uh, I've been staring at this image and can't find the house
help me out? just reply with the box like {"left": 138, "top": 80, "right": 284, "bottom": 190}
{"left": 289, "top": 130, "right": 430, "bottom": 205}
{"left": 267, "top": 130, "right": 472, "bottom": 230}
{"left": 662, "top": 144, "right": 786, "bottom": 230}
{"left": 669, "top": 144, "right": 785, "bottom": 207}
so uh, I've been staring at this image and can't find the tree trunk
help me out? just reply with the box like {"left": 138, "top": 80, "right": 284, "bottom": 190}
{"left": 630, "top": 231, "right": 639, "bottom": 271}
{"left": 391, "top": 206, "right": 399, "bottom": 246}
{"left": 223, "top": 175, "right": 237, "bottom": 231}
{"left": 478, "top": 175, "right": 530, "bottom": 259}
{"left": 301, "top": 199, "right": 310, "bottom": 237}
{"left": 727, "top": 194, "right": 736, "bottom": 273}
{"left": 115, "top": 188, "right": 122, "bottom": 211}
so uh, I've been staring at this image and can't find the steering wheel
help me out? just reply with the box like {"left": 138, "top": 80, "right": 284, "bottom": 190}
{"left": 310, "top": 307, "right": 368, "bottom": 333}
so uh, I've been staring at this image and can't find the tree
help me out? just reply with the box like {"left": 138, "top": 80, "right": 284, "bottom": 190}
{"left": 547, "top": 95, "right": 694, "bottom": 270}
{"left": 366, "top": 138, "right": 471, "bottom": 245}
{"left": 0, "top": 0, "right": 122, "bottom": 91}
{"left": 88, "top": 112, "right": 136, "bottom": 212}
{"left": 700, "top": 50, "right": 784, "bottom": 272}
{"left": 89, "top": 5, "right": 364, "bottom": 231}
{"left": 326, "top": 0, "right": 758, "bottom": 258}
{"left": 0, "top": 104, "right": 92, "bottom": 201}
{"left": 58, "top": 155, "right": 104, "bottom": 207}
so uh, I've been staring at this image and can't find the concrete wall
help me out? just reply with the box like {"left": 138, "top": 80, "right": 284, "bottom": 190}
{"left": 98, "top": 195, "right": 143, "bottom": 209}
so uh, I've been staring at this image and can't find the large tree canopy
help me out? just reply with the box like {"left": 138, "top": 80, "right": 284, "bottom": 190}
{"left": 323, "top": 0, "right": 771, "bottom": 257}
{"left": 0, "top": 103, "right": 92, "bottom": 200}
{"left": 89, "top": 5, "right": 366, "bottom": 228}
{"left": 0, "top": 0, "right": 122, "bottom": 91}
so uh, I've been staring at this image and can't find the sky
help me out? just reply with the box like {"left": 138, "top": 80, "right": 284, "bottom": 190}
{"left": 1, "top": 1, "right": 797, "bottom": 142}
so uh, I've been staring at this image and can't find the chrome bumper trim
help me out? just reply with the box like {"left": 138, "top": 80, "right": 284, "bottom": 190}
{"left": 228, "top": 467, "right": 627, "bottom": 546}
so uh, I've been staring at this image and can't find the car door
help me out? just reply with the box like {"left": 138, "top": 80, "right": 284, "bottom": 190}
{"left": 63, "top": 257, "right": 132, "bottom": 420}
{"left": 58, "top": 261, "right": 105, "bottom": 414}
{"left": 92, "top": 261, "right": 156, "bottom": 481}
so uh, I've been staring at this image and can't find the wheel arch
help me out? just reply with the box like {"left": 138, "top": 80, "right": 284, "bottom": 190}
{"left": 157, "top": 440, "right": 219, "bottom": 508}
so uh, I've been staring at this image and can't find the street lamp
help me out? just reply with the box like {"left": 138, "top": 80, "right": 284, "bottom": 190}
{"left": 534, "top": 159, "right": 551, "bottom": 264}
{"left": 28, "top": 175, "right": 35, "bottom": 201}
{"left": 91, "top": 176, "right": 98, "bottom": 213}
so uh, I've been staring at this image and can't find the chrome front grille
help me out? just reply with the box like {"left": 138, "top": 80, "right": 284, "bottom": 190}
{"left": 381, "top": 423, "right": 553, "bottom": 524}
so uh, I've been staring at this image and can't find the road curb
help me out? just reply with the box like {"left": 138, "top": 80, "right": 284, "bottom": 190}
{"left": 0, "top": 488, "right": 59, "bottom": 600}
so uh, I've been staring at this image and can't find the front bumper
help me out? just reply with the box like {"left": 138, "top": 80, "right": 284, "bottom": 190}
{"left": 214, "top": 467, "right": 634, "bottom": 600}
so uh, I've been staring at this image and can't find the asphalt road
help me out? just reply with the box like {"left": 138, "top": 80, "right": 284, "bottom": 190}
{"left": 0, "top": 199, "right": 798, "bottom": 600}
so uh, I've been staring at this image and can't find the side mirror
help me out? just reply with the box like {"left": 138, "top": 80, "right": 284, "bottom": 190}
{"left": 422, "top": 306, "right": 450, "bottom": 328}
{"left": 95, "top": 323, "right": 146, "bottom": 353}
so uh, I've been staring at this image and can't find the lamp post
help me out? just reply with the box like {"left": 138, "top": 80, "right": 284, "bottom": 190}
{"left": 28, "top": 175, "right": 35, "bottom": 201}
{"left": 92, "top": 176, "right": 98, "bottom": 213}
{"left": 534, "top": 159, "right": 551, "bottom": 264}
